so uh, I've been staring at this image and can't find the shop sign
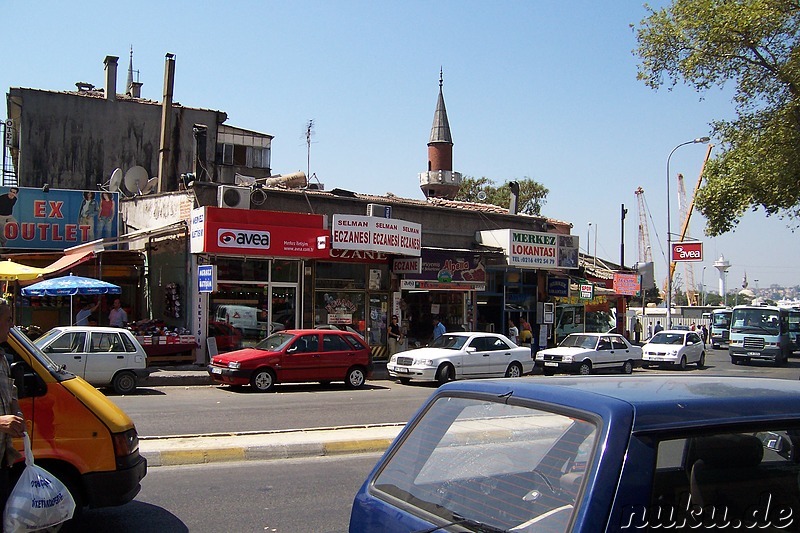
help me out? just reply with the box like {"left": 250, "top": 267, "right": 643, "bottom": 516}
{"left": 548, "top": 276, "right": 570, "bottom": 297}
{"left": 332, "top": 214, "right": 421, "bottom": 256}
{"left": 414, "top": 249, "right": 486, "bottom": 282}
{"left": 580, "top": 283, "right": 594, "bottom": 300}
{"left": 613, "top": 273, "right": 640, "bottom": 296}
{"left": 197, "top": 265, "right": 216, "bottom": 293}
{"left": 476, "top": 229, "right": 578, "bottom": 270}
{"left": 329, "top": 249, "right": 388, "bottom": 263}
{"left": 671, "top": 241, "right": 703, "bottom": 262}
{"left": 328, "top": 313, "right": 352, "bottom": 325}
{"left": 401, "top": 279, "right": 486, "bottom": 291}
{"left": 0, "top": 186, "right": 119, "bottom": 250}
{"left": 393, "top": 257, "right": 422, "bottom": 274}
{"left": 190, "top": 207, "right": 329, "bottom": 258}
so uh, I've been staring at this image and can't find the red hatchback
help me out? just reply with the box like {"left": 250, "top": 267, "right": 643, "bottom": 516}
{"left": 207, "top": 329, "right": 372, "bottom": 392}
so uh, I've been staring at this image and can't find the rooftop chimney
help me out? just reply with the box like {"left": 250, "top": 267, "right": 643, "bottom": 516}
{"left": 104, "top": 55, "right": 119, "bottom": 101}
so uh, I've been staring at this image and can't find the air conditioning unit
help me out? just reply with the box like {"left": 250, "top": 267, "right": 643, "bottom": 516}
{"left": 217, "top": 185, "right": 250, "bottom": 209}
{"left": 366, "top": 203, "right": 391, "bottom": 218}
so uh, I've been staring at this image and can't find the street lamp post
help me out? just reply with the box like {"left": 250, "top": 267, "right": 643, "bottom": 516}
{"left": 701, "top": 266, "right": 707, "bottom": 307}
{"left": 666, "top": 137, "right": 710, "bottom": 329}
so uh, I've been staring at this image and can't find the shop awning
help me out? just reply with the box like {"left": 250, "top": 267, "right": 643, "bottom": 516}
{"left": 41, "top": 248, "right": 96, "bottom": 275}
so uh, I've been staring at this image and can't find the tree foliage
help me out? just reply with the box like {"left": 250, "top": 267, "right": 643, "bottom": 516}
{"left": 455, "top": 176, "right": 549, "bottom": 215}
{"left": 634, "top": 0, "right": 800, "bottom": 235}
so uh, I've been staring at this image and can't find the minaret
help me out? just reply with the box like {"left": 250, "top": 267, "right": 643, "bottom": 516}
{"left": 126, "top": 46, "right": 143, "bottom": 98}
{"left": 419, "top": 69, "right": 461, "bottom": 199}
{"left": 714, "top": 254, "right": 731, "bottom": 299}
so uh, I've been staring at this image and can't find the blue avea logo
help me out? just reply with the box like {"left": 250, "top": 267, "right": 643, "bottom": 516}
{"left": 217, "top": 228, "right": 270, "bottom": 249}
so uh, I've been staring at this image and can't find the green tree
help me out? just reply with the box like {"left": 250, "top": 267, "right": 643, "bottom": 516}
{"left": 456, "top": 176, "right": 549, "bottom": 216}
{"left": 634, "top": 0, "right": 800, "bottom": 235}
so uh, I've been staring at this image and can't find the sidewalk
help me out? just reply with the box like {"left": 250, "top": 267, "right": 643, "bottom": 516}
{"left": 138, "top": 362, "right": 396, "bottom": 467}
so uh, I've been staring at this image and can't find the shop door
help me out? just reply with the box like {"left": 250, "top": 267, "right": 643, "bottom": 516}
{"left": 272, "top": 285, "right": 297, "bottom": 331}
{"left": 368, "top": 294, "right": 388, "bottom": 356}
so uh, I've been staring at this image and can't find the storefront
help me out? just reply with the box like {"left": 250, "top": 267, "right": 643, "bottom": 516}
{"left": 189, "top": 207, "right": 330, "bottom": 358}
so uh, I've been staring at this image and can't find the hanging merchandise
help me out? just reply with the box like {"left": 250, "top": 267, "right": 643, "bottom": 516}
{"left": 164, "top": 283, "right": 182, "bottom": 319}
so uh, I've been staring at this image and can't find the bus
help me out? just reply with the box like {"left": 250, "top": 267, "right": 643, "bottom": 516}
{"left": 729, "top": 305, "right": 792, "bottom": 366}
{"left": 789, "top": 307, "right": 800, "bottom": 354}
{"left": 709, "top": 308, "right": 732, "bottom": 349}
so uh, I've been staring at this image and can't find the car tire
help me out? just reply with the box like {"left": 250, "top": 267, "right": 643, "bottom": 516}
{"left": 250, "top": 368, "right": 276, "bottom": 392}
{"left": 578, "top": 362, "right": 592, "bottom": 376}
{"left": 622, "top": 360, "right": 633, "bottom": 375}
{"left": 505, "top": 362, "right": 523, "bottom": 378}
{"left": 697, "top": 352, "right": 706, "bottom": 369}
{"left": 542, "top": 368, "right": 555, "bottom": 376}
{"left": 398, "top": 377, "right": 411, "bottom": 385}
{"left": 678, "top": 355, "right": 687, "bottom": 370}
{"left": 111, "top": 371, "right": 137, "bottom": 395}
{"left": 436, "top": 363, "right": 455, "bottom": 385}
{"left": 346, "top": 367, "right": 366, "bottom": 389}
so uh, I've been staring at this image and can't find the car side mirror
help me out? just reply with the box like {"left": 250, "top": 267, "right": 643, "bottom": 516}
{"left": 466, "top": 347, "right": 476, "bottom": 353}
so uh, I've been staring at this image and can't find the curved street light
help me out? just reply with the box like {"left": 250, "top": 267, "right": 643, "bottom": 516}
{"left": 666, "top": 137, "right": 710, "bottom": 328}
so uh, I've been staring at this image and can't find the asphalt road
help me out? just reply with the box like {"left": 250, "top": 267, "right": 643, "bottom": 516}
{"left": 111, "top": 346, "right": 800, "bottom": 438}
{"left": 68, "top": 453, "right": 379, "bottom": 532}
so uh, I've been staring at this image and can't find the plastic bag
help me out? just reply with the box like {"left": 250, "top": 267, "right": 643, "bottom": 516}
{"left": 3, "top": 432, "right": 75, "bottom": 532}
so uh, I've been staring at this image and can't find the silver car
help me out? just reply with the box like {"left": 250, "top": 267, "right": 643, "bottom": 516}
{"left": 536, "top": 332, "right": 643, "bottom": 375}
{"left": 641, "top": 329, "right": 706, "bottom": 370}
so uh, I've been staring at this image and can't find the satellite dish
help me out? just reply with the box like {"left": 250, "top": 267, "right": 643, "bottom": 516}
{"left": 141, "top": 177, "right": 159, "bottom": 195}
{"left": 477, "top": 191, "right": 487, "bottom": 201}
{"left": 109, "top": 168, "right": 123, "bottom": 192}
{"left": 124, "top": 166, "right": 148, "bottom": 195}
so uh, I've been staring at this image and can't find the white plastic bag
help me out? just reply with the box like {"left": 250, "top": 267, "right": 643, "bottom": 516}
{"left": 3, "top": 432, "right": 75, "bottom": 532}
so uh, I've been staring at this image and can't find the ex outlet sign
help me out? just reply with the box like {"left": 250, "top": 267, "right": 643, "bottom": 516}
{"left": 671, "top": 241, "right": 703, "bottom": 262}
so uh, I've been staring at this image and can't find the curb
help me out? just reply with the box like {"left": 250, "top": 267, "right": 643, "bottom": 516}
{"left": 139, "top": 424, "right": 403, "bottom": 467}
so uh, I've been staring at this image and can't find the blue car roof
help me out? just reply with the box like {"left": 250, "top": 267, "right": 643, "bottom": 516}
{"left": 437, "top": 376, "right": 800, "bottom": 433}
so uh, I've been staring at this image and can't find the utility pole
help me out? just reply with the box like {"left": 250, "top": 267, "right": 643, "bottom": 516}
{"left": 620, "top": 204, "right": 627, "bottom": 268}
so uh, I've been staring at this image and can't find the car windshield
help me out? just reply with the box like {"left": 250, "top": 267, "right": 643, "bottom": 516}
{"left": 428, "top": 334, "right": 469, "bottom": 350}
{"left": 559, "top": 335, "right": 598, "bottom": 349}
{"left": 648, "top": 333, "right": 684, "bottom": 345}
{"left": 712, "top": 312, "right": 731, "bottom": 328}
{"left": 372, "top": 394, "right": 597, "bottom": 532}
{"left": 254, "top": 332, "right": 295, "bottom": 351}
{"left": 32, "top": 328, "right": 61, "bottom": 348}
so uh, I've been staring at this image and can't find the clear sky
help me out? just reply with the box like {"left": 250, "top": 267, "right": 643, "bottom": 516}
{"left": 3, "top": 1, "right": 797, "bottom": 289}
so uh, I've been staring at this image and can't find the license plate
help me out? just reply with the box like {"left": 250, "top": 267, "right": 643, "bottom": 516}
{"left": 395, "top": 367, "right": 410, "bottom": 373}
{"left": 211, "top": 367, "right": 223, "bottom": 374}
{"left": 747, "top": 352, "right": 760, "bottom": 356}
{"left": 544, "top": 362, "right": 559, "bottom": 367}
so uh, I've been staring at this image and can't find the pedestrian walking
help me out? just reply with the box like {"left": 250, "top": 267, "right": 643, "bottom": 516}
{"left": 654, "top": 321, "right": 663, "bottom": 334}
{"left": 701, "top": 324, "right": 709, "bottom": 344}
{"left": 634, "top": 319, "right": 643, "bottom": 344}
{"left": 388, "top": 315, "right": 403, "bottom": 355}
{"left": 432, "top": 316, "right": 446, "bottom": 340}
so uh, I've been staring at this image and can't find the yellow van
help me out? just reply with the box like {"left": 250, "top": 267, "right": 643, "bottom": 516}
{"left": 3, "top": 327, "right": 147, "bottom": 515}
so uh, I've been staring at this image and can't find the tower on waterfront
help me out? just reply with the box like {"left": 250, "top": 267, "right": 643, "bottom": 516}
{"left": 714, "top": 254, "right": 731, "bottom": 299}
{"left": 419, "top": 69, "right": 462, "bottom": 199}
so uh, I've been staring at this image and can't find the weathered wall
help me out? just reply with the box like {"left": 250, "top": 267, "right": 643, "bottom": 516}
{"left": 10, "top": 89, "right": 221, "bottom": 191}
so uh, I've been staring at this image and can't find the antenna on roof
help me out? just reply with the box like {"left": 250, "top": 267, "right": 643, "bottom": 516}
{"left": 305, "top": 119, "right": 315, "bottom": 180}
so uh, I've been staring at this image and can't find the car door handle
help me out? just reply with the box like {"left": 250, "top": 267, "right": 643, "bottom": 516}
{"left": 483, "top": 354, "right": 491, "bottom": 357}
{"left": 117, "top": 355, "right": 124, "bottom": 359}
{"left": 73, "top": 356, "right": 82, "bottom": 360}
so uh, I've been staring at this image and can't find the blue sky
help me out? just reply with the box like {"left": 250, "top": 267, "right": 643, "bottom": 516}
{"left": 3, "top": 1, "right": 797, "bottom": 289}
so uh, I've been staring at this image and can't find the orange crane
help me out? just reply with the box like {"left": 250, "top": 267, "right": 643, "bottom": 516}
{"left": 665, "top": 143, "right": 714, "bottom": 303}
{"left": 635, "top": 187, "right": 653, "bottom": 265}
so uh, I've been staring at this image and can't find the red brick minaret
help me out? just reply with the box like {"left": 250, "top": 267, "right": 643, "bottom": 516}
{"left": 420, "top": 69, "right": 461, "bottom": 199}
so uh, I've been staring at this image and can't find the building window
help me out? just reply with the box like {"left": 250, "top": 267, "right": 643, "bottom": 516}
{"left": 247, "top": 146, "right": 271, "bottom": 169}
{"left": 216, "top": 143, "right": 234, "bottom": 165}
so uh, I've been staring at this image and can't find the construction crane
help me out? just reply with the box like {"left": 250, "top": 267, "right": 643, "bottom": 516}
{"left": 635, "top": 187, "right": 653, "bottom": 265}
{"left": 665, "top": 143, "right": 714, "bottom": 304}
{"left": 677, "top": 173, "right": 698, "bottom": 305}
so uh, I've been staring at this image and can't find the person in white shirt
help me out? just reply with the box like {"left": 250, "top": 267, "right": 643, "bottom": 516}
{"left": 508, "top": 320, "right": 519, "bottom": 344}
{"left": 109, "top": 298, "right": 128, "bottom": 328}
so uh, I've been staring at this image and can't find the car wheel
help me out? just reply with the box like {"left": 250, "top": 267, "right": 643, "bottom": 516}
{"left": 641, "top": 363, "right": 650, "bottom": 369}
{"left": 346, "top": 367, "right": 366, "bottom": 389}
{"left": 505, "top": 362, "right": 523, "bottom": 378}
{"left": 112, "top": 371, "right": 137, "bottom": 395}
{"left": 542, "top": 368, "right": 555, "bottom": 376}
{"left": 622, "top": 360, "right": 633, "bottom": 375}
{"left": 398, "top": 377, "right": 411, "bottom": 385}
{"left": 436, "top": 363, "right": 455, "bottom": 385}
{"left": 578, "top": 362, "right": 592, "bottom": 376}
{"left": 697, "top": 352, "right": 706, "bottom": 369}
{"left": 678, "top": 355, "right": 687, "bottom": 370}
{"left": 250, "top": 368, "right": 276, "bottom": 392}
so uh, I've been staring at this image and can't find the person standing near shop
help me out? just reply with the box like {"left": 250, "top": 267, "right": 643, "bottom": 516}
{"left": 432, "top": 316, "right": 446, "bottom": 341}
{"left": 388, "top": 315, "right": 403, "bottom": 355}
{"left": 508, "top": 320, "right": 519, "bottom": 344}
{"left": 633, "top": 319, "right": 643, "bottom": 344}
{"left": 76, "top": 299, "right": 99, "bottom": 326}
{"left": 0, "top": 299, "right": 25, "bottom": 514}
{"left": 109, "top": 298, "right": 128, "bottom": 328}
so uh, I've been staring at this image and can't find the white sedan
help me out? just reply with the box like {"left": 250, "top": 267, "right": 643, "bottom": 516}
{"left": 536, "top": 332, "right": 643, "bottom": 375}
{"left": 641, "top": 330, "right": 706, "bottom": 370}
{"left": 387, "top": 332, "right": 534, "bottom": 385}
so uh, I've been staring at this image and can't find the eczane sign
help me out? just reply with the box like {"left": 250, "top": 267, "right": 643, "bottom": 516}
{"left": 671, "top": 241, "right": 703, "bottom": 262}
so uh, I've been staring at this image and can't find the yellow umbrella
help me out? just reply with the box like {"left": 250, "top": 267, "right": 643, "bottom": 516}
{"left": 0, "top": 259, "right": 47, "bottom": 281}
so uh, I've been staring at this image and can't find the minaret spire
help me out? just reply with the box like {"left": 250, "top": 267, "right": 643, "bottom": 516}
{"left": 419, "top": 68, "right": 461, "bottom": 199}
{"left": 126, "top": 46, "right": 134, "bottom": 95}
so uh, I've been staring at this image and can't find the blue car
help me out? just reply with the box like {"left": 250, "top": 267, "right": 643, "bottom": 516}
{"left": 350, "top": 376, "right": 800, "bottom": 532}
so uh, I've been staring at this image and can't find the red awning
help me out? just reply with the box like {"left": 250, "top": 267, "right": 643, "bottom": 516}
{"left": 41, "top": 248, "right": 96, "bottom": 276}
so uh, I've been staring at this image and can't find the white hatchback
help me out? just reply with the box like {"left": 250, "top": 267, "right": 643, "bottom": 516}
{"left": 641, "top": 330, "right": 706, "bottom": 370}
{"left": 33, "top": 326, "right": 150, "bottom": 394}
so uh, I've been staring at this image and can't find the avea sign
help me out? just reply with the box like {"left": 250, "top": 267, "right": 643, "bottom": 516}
{"left": 671, "top": 241, "right": 703, "bottom": 262}
{"left": 217, "top": 228, "right": 271, "bottom": 249}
